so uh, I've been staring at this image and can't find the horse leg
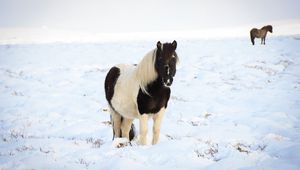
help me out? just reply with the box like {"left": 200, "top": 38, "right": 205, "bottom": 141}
{"left": 139, "top": 114, "right": 148, "bottom": 145}
{"left": 152, "top": 108, "right": 165, "bottom": 145}
{"left": 121, "top": 118, "right": 133, "bottom": 140}
{"left": 110, "top": 107, "right": 122, "bottom": 139}
{"left": 261, "top": 38, "right": 263, "bottom": 45}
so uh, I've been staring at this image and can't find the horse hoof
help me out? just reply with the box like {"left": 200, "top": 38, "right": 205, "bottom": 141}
{"left": 113, "top": 138, "right": 129, "bottom": 148}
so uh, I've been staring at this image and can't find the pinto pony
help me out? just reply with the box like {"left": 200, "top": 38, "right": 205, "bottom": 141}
{"left": 104, "top": 41, "right": 178, "bottom": 145}
{"left": 250, "top": 25, "right": 273, "bottom": 45}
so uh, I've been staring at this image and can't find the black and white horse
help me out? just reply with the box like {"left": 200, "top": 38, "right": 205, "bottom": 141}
{"left": 104, "top": 41, "right": 178, "bottom": 145}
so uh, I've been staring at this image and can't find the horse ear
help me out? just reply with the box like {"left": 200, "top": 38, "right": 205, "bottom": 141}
{"left": 157, "top": 41, "right": 162, "bottom": 50}
{"left": 172, "top": 40, "right": 177, "bottom": 50}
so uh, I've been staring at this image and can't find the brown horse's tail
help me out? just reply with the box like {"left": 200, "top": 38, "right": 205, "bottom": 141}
{"left": 250, "top": 31, "right": 255, "bottom": 45}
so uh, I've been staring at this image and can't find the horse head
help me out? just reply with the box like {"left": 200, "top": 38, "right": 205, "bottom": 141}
{"left": 267, "top": 25, "right": 273, "bottom": 33}
{"left": 155, "top": 40, "right": 178, "bottom": 87}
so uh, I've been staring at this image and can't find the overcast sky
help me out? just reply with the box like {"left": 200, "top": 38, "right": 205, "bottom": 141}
{"left": 0, "top": 0, "right": 300, "bottom": 33}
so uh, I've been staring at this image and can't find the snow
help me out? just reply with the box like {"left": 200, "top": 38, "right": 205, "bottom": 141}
{"left": 0, "top": 35, "right": 300, "bottom": 169}
{"left": 1, "top": 20, "right": 300, "bottom": 44}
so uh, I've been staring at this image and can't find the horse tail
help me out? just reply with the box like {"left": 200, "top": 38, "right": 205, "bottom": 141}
{"left": 250, "top": 30, "right": 255, "bottom": 45}
{"left": 129, "top": 122, "right": 136, "bottom": 141}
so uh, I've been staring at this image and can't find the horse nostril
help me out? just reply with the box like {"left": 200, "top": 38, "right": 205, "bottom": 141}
{"left": 165, "top": 79, "right": 172, "bottom": 86}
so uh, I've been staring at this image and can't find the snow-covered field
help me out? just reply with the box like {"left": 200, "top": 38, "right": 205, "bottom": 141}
{"left": 0, "top": 36, "right": 300, "bottom": 169}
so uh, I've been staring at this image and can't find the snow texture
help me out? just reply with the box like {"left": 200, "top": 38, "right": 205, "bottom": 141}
{"left": 0, "top": 36, "right": 300, "bottom": 169}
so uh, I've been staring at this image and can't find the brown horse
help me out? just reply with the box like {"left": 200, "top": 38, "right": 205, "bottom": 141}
{"left": 250, "top": 25, "right": 273, "bottom": 45}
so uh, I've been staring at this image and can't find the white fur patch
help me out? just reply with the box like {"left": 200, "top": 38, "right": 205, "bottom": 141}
{"left": 110, "top": 48, "right": 159, "bottom": 119}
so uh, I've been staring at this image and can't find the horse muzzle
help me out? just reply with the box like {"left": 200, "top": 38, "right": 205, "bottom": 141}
{"left": 163, "top": 77, "right": 173, "bottom": 87}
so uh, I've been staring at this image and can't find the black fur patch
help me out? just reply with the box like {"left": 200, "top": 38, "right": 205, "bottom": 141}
{"left": 104, "top": 66, "right": 120, "bottom": 108}
{"left": 137, "top": 77, "right": 171, "bottom": 114}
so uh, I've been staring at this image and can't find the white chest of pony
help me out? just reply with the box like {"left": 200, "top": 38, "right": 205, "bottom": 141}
{"left": 104, "top": 41, "right": 178, "bottom": 145}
